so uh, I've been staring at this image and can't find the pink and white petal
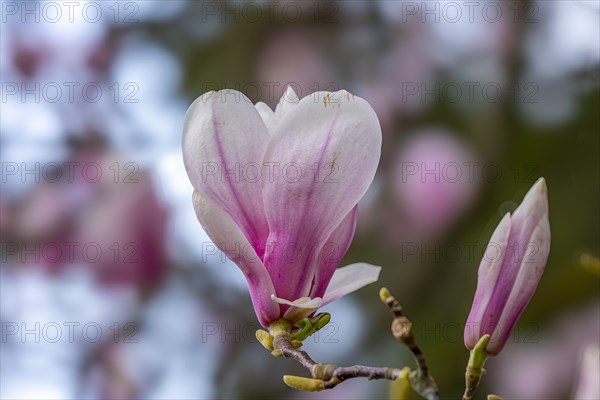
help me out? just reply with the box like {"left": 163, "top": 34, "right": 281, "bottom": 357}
{"left": 183, "top": 89, "right": 270, "bottom": 257}
{"left": 464, "top": 212, "right": 512, "bottom": 349}
{"left": 471, "top": 179, "right": 549, "bottom": 353}
{"left": 192, "top": 190, "right": 279, "bottom": 326}
{"left": 512, "top": 178, "right": 549, "bottom": 232}
{"left": 488, "top": 212, "right": 550, "bottom": 355}
{"left": 271, "top": 295, "right": 323, "bottom": 309}
{"left": 274, "top": 85, "right": 300, "bottom": 118}
{"left": 321, "top": 263, "right": 381, "bottom": 306}
{"left": 255, "top": 87, "right": 300, "bottom": 134}
{"left": 271, "top": 295, "right": 324, "bottom": 323}
{"left": 310, "top": 206, "right": 358, "bottom": 299}
{"left": 262, "top": 90, "right": 382, "bottom": 302}
{"left": 255, "top": 101, "right": 277, "bottom": 133}
{"left": 282, "top": 307, "right": 321, "bottom": 323}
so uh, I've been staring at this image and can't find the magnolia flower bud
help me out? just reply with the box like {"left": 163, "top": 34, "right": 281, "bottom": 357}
{"left": 465, "top": 178, "right": 550, "bottom": 355}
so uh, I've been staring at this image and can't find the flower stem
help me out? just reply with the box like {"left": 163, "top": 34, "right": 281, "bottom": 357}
{"left": 463, "top": 335, "right": 490, "bottom": 400}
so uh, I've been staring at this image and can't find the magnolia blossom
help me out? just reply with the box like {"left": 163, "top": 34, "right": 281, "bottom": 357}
{"left": 489, "top": 302, "right": 600, "bottom": 398}
{"left": 393, "top": 131, "right": 479, "bottom": 237}
{"left": 183, "top": 87, "right": 382, "bottom": 327}
{"left": 465, "top": 178, "right": 550, "bottom": 355}
{"left": 256, "top": 29, "right": 332, "bottom": 105}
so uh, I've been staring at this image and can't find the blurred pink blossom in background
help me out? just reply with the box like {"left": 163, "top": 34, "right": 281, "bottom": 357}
{"left": 72, "top": 156, "right": 168, "bottom": 288}
{"left": 257, "top": 28, "right": 334, "bottom": 104}
{"left": 573, "top": 343, "right": 600, "bottom": 400}
{"left": 491, "top": 302, "right": 600, "bottom": 399}
{"left": 392, "top": 130, "right": 479, "bottom": 238}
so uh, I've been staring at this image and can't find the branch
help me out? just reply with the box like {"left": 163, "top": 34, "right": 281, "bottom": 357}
{"left": 260, "top": 287, "right": 440, "bottom": 400}
{"left": 269, "top": 319, "right": 403, "bottom": 391}
{"left": 380, "top": 288, "right": 440, "bottom": 400}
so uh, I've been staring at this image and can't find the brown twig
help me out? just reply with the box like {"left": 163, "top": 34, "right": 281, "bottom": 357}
{"left": 380, "top": 288, "right": 439, "bottom": 400}
{"left": 271, "top": 324, "right": 402, "bottom": 391}
{"left": 380, "top": 289, "right": 428, "bottom": 371}
{"left": 266, "top": 287, "right": 439, "bottom": 400}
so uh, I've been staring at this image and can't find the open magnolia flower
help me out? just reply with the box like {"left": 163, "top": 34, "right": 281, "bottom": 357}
{"left": 183, "top": 87, "right": 382, "bottom": 327}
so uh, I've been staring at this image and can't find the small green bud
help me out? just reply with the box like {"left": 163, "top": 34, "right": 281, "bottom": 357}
{"left": 379, "top": 287, "right": 391, "bottom": 302}
{"left": 255, "top": 329, "right": 273, "bottom": 350}
{"left": 470, "top": 335, "right": 491, "bottom": 371}
{"left": 271, "top": 349, "right": 283, "bottom": 357}
{"left": 388, "top": 367, "right": 412, "bottom": 400}
{"left": 268, "top": 319, "right": 292, "bottom": 337}
{"left": 487, "top": 395, "right": 503, "bottom": 400}
{"left": 312, "top": 313, "right": 331, "bottom": 330}
{"left": 291, "top": 313, "right": 331, "bottom": 341}
{"left": 283, "top": 375, "right": 324, "bottom": 392}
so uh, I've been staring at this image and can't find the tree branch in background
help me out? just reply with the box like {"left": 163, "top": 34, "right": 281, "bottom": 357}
{"left": 380, "top": 287, "right": 440, "bottom": 400}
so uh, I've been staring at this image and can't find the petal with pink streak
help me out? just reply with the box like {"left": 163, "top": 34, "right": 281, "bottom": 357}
{"left": 310, "top": 206, "right": 358, "bottom": 299}
{"left": 270, "top": 262, "right": 380, "bottom": 322}
{"left": 488, "top": 203, "right": 550, "bottom": 354}
{"left": 183, "top": 89, "right": 270, "bottom": 257}
{"left": 465, "top": 178, "right": 550, "bottom": 354}
{"left": 464, "top": 212, "right": 511, "bottom": 350}
{"left": 192, "top": 190, "right": 279, "bottom": 327}
{"left": 261, "top": 90, "right": 382, "bottom": 302}
{"left": 478, "top": 178, "right": 549, "bottom": 354}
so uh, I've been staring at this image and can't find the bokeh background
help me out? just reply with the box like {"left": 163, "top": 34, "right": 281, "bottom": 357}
{"left": 1, "top": 1, "right": 599, "bottom": 399}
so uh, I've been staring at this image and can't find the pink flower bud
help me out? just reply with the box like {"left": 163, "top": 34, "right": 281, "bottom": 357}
{"left": 465, "top": 178, "right": 550, "bottom": 355}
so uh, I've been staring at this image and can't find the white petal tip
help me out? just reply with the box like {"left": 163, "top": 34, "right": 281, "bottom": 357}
{"left": 322, "top": 263, "right": 382, "bottom": 306}
{"left": 255, "top": 101, "right": 274, "bottom": 113}
{"left": 500, "top": 212, "right": 512, "bottom": 223}
{"left": 271, "top": 294, "right": 323, "bottom": 309}
{"left": 358, "top": 264, "right": 382, "bottom": 282}
{"left": 362, "top": 265, "right": 382, "bottom": 284}
{"left": 531, "top": 177, "right": 547, "bottom": 195}
{"left": 284, "top": 86, "right": 300, "bottom": 103}
{"left": 520, "top": 177, "right": 549, "bottom": 216}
